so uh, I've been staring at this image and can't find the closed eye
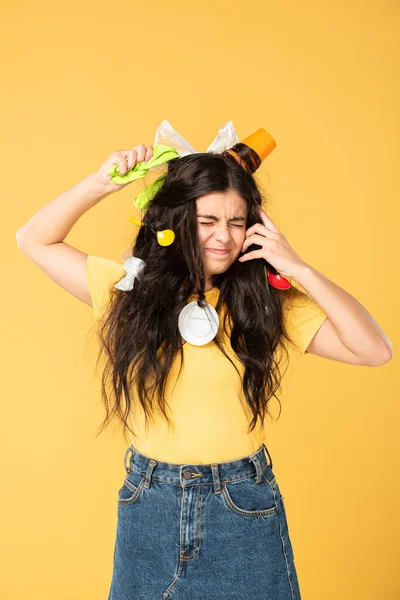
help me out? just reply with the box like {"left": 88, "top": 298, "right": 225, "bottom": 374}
{"left": 200, "top": 222, "right": 244, "bottom": 227}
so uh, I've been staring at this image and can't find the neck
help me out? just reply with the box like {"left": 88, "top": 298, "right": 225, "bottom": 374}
{"left": 204, "top": 278, "right": 214, "bottom": 292}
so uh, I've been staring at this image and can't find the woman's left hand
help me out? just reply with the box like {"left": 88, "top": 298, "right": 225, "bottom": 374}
{"left": 238, "top": 206, "right": 309, "bottom": 279}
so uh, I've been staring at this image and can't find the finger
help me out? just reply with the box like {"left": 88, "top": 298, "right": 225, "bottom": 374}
{"left": 145, "top": 145, "right": 153, "bottom": 162}
{"left": 123, "top": 149, "right": 136, "bottom": 174}
{"left": 238, "top": 249, "right": 265, "bottom": 262}
{"left": 132, "top": 143, "right": 147, "bottom": 163}
{"left": 119, "top": 149, "right": 137, "bottom": 176}
{"left": 244, "top": 225, "right": 280, "bottom": 245}
{"left": 258, "top": 206, "right": 280, "bottom": 233}
{"left": 242, "top": 232, "right": 271, "bottom": 252}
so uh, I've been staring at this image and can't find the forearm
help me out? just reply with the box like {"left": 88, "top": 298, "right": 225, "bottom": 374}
{"left": 16, "top": 173, "right": 112, "bottom": 248}
{"left": 294, "top": 264, "right": 393, "bottom": 358}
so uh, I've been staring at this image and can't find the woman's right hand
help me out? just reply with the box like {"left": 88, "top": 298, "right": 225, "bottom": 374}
{"left": 94, "top": 144, "right": 153, "bottom": 193}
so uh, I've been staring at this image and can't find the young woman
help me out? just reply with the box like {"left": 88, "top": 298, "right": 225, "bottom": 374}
{"left": 17, "top": 135, "right": 392, "bottom": 600}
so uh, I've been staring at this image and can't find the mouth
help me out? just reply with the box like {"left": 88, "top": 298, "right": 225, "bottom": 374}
{"left": 205, "top": 248, "right": 230, "bottom": 255}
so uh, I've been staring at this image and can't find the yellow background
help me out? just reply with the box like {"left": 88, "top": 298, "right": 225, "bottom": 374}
{"left": 2, "top": 0, "right": 398, "bottom": 598}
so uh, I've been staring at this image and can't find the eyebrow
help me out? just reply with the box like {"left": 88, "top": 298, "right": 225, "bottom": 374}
{"left": 197, "top": 214, "right": 246, "bottom": 222}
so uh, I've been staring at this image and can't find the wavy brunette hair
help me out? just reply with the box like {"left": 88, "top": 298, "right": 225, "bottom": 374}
{"left": 90, "top": 148, "right": 300, "bottom": 442}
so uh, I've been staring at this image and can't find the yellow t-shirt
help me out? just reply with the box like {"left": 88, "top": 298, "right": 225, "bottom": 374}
{"left": 86, "top": 255, "right": 328, "bottom": 464}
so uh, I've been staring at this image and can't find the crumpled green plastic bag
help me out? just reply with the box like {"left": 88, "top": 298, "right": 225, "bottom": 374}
{"left": 107, "top": 144, "right": 180, "bottom": 210}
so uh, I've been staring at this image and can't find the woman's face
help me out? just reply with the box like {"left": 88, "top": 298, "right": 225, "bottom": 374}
{"left": 196, "top": 190, "right": 248, "bottom": 287}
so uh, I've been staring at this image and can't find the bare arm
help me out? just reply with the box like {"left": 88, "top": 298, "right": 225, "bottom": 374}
{"left": 16, "top": 173, "right": 112, "bottom": 248}
{"left": 16, "top": 173, "right": 113, "bottom": 307}
{"left": 18, "top": 242, "right": 93, "bottom": 306}
{"left": 294, "top": 263, "right": 393, "bottom": 366}
{"left": 16, "top": 144, "right": 153, "bottom": 308}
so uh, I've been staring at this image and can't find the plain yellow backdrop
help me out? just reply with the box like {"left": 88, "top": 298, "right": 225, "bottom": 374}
{"left": 2, "top": 0, "right": 398, "bottom": 598}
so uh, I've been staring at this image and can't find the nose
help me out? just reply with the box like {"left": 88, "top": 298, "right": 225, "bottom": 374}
{"left": 213, "top": 222, "right": 231, "bottom": 242}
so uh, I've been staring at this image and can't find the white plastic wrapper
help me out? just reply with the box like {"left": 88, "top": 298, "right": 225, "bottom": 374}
{"left": 153, "top": 119, "right": 240, "bottom": 158}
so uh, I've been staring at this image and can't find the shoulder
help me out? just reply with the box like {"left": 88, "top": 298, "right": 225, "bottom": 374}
{"left": 86, "top": 255, "right": 126, "bottom": 319}
{"left": 281, "top": 283, "right": 328, "bottom": 354}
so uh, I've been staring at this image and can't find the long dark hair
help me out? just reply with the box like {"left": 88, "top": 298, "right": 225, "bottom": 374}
{"left": 89, "top": 148, "right": 298, "bottom": 442}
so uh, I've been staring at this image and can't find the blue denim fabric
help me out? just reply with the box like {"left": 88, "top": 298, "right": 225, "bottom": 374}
{"left": 108, "top": 442, "right": 301, "bottom": 599}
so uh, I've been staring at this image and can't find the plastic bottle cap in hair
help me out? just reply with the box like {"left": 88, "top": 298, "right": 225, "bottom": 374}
{"left": 178, "top": 301, "right": 219, "bottom": 346}
{"left": 241, "top": 128, "right": 277, "bottom": 162}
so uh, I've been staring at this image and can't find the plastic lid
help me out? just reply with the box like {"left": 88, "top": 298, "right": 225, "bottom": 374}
{"left": 178, "top": 301, "right": 219, "bottom": 346}
{"left": 241, "top": 128, "right": 277, "bottom": 162}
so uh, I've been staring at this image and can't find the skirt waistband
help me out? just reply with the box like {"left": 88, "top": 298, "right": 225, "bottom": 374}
{"left": 123, "top": 443, "right": 274, "bottom": 490}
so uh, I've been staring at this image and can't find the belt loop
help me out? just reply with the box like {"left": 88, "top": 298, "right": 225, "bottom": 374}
{"left": 124, "top": 445, "right": 133, "bottom": 474}
{"left": 211, "top": 464, "right": 222, "bottom": 495}
{"left": 262, "top": 443, "right": 273, "bottom": 470}
{"left": 248, "top": 451, "right": 262, "bottom": 483}
{"left": 143, "top": 459, "right": 157, "bottom": 489}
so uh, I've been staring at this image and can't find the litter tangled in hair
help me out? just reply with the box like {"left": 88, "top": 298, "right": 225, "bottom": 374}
{"left": 89, "top": 150, "right": 299, "bottom": 442}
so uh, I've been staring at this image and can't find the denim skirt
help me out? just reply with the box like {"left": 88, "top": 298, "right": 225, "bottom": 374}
{"left": 108, "top": 442, "right": 301, "bottom": 599}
